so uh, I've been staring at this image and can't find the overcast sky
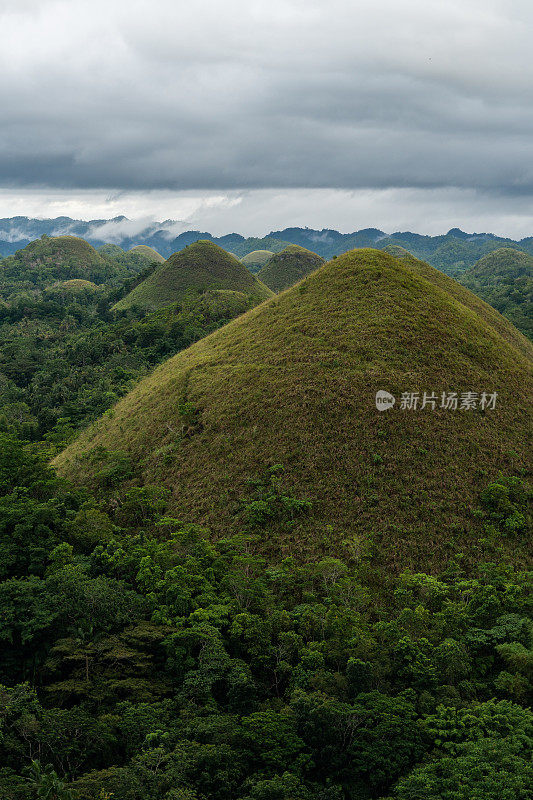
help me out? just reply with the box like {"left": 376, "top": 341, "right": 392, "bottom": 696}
{"left": 2, "top": 0, "right": 533, "bottom": 236}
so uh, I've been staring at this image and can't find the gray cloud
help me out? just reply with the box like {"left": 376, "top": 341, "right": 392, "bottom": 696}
{"left": 1, "top": 0, "right": 533, "bottom": 200}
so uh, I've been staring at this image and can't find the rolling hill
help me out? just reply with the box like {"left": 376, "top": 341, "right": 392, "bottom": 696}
{"left": 0, "top": 235, "right": 153, "bottom": 302}
{"left": 459, "top": 248, "right": 533, "bottom": 339}
{"left": 241, "top": 250, "right": 275, "bottom": 272}
{"left": 257, "top": 244, "right": 325, "bottom": 291}
{"left": 129, "top": 244, "right": 165, "bottom": 263}
{"left": 113, "top": 240, "right": 273, "bottom": 312}
{"left": 460, "top": 247, "right": 533, "bottom": 280}
{"left": 55, "top": 249, "right": 532, "bottom": 573}
{"left": 0, "top": 235, "right": 106, "bottom": 285}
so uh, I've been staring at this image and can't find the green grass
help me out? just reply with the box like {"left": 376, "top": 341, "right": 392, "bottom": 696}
{"left": 113, "top": 240, "right": 273, "bottom": 312}
{"left": 128, "top": 245, "right": 165, "bottom": 263}
{"left": 258, "top": 244, "right": 325, "bottom": 291}
{"left": 384, "top": 247, "right": 532, "bottom": 358}
{"left": 241, "top": 250, "right": 275, "bottom": 270}
{"left": 56, "top": 248, "right": 532, "bottom": 573}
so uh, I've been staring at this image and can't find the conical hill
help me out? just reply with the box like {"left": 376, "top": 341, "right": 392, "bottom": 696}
{"left": 129, "top": 245, "right": 165, "bottom": 263}
{"left": 113, "top": 240, "right": 273, "bottom": 311}
{"left": 55, "top": 249, "right": 532, "bottom": 572}
{"left": 258, "top": 244, "right": 325, "bottom": 291}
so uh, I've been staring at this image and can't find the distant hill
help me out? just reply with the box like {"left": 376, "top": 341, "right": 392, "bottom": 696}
{"left": 458, "top": 248, "right": 533, "bottom": 339}
{"left": 9, "top": 235, "right": 103, "bottom": 271}
{"left": 241, "top": 250, "right": 275, "bottom": 272}
{"left": 113, "top": 240, "right": 274, "bottom": 312}
{"left": 0, "top": 236, "right": 108, "bottom": 300}
{"left": 257, "top": 244, "right": 324, "bottom": 291}
{"left": 98, "top": 243, "right": 126, "bottom": 259}
{"left": 55, "top": 249, "right": 532, "bottom": 573}
{"left": 5, "top": 217, "right": 533, "bottom": 274}
{"left": 225, "top": 237, "right": 291, "bottom": 259}
{"left": 129, "top": 244, "right": 165, "bottom": 263}
{"left": 462, "top": 247, "right": 533, "bottom": 280}
{"left": 0, "top": 235, "right": 156, "bottom": 302}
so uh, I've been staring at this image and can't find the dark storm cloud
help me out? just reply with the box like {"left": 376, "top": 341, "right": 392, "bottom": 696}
{"left": 2, "top": 0, "right": 533, "bottom": 194}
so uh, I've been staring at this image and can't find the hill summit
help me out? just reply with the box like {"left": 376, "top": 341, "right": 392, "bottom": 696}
{"left": 6, "top": 235, "right": 105, "bottom": 273}
{"left": 258, "top": 244, "right": 325, "bottom": 291}
{"left": 0, "top": 235, "right": 112, "bottom": 299}
{"left": 129, "top": 244, "right": 165, "bottom": 263}
{"left": 241, "top": 250, "right": 275, "bottom": 271}
{"left": 56, "top": 249, "right": 532, "bottom": 572}
{"left": 113, "top": 240, "right": 273, "bottom": 311}
{"left": 382, "top": 246, "right": 532, "bottom": 357}
{"left": 463, "top": 247, "right": 533, "bottom": 280}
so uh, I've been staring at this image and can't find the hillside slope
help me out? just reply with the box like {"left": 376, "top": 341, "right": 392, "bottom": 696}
{"left": 258, "top": 244, "right": 325, "bottom": 291}
{"left": 0, "top": 235, "right": 107, "bottom": 295}
{"left": 462, "top": 247, "right": 533, "bottom": 280}
{"left": 458, "top": 248, "right": 533, "bottom": 339}
{"left": 56, "top": 249, "right": 532, "bottom": 572}
{"left": 384, "top": 245, "right": 533, "bottom": 358}
{"left": 129, "top": 244, "right": 165, "bottom": 263}
{"left": 114, "top": 240, "right": 273, "bottom": 311}
{"left": 241, "top": 250, "right": 274, "bottom": 271}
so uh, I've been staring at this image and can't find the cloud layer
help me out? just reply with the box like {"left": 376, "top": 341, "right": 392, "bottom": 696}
{"left": 2, "top": 0, "right": 533, "bottom": 196}
{"left": 3, "top": 186, "right": 533, "bottom": 240}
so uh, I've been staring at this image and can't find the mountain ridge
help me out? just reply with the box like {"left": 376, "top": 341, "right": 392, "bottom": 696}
{"left": 3, "top": 217, "right": 533, "bottom": 275}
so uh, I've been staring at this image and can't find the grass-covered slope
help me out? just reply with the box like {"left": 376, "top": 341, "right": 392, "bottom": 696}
{"left": 241, "top": 250, "right": 275, "bottom": 271}
{"left": 129, "top": 244, "right": 165, "bottom": 263}
{"left": 459, "top": 248, "right": 533, "bottom": 339}
{"left": 113, "top": 240, "right": 273, "bottom": 311}
{"left": 384, "top": 246, "right": 533, "bottom": 359}
{"left": 0, "top": 235, "right": 149, "bottom": 302}
{"left": 0, "top": 235, "right": 106, "bottom": 293}
{"left": 258, "top": 244, "right": 325, "bottom": 291}
{"left": 462, "top": 247, "right": 533, "bottom": 280}
{"left": 55, "top": 249, "right": 532, "bottom": 572}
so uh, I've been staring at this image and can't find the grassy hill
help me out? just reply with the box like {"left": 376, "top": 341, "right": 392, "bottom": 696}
{"left": 0, "top": 235, "right": 106, "bottom": 293}
{"left": 384, "top": 246, "right": 533, "bottom": 358}
{"left": 55, "top": 249, "right": 532, "bottom": 573}
{"left": 458, "top": 248, "right": 533, "bottom": 339}
{"left": 98, "top": 243, "right": 125, "bottom": 258}
{"left": 462, "top": 247, "right": 533, "bottom": 280}
{"left": 113, "top": 240, "right": 273, "bottom": 312}
{"left": 129, "top": 244, "right": 165, "bottom": 263}
{"left": 0, "top": 236, "right": 152, "bottom": 303}
{"left": 241, "top": 250, "right": 275, "bottom": 272}
{"left": 258, "top": 244, "right": 325, "bottom": 291}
